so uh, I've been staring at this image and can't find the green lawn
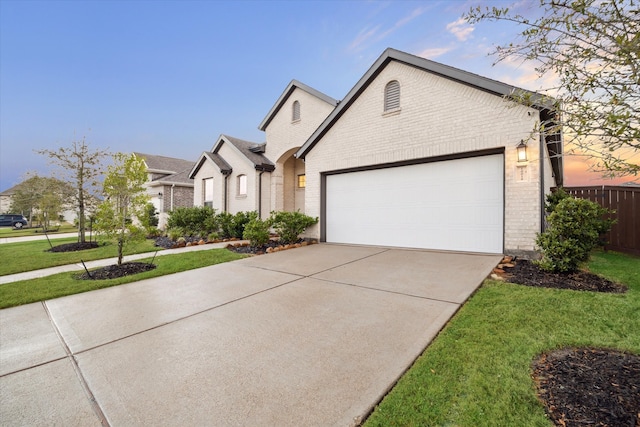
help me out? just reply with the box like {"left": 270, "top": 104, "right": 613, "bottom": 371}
{"left": 364, "top": 250, "right": 640, "bottom": 427}
{"left": 0, "top": 249, "right": 246, "bottom": 309}
{"left": 0, "top": 238, "right": 161, "bottom": 276}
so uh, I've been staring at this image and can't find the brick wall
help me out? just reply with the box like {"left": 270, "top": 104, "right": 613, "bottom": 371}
{"left": 264, "top": 87, "right": 334, "bottom": 213}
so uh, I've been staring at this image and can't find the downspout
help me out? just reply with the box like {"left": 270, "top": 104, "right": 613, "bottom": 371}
{"left": 224, "top": 173, "right": 229, "bottom": 212}
{"left": 171, "top": 184, "right": 175, "bottom": 211}
{"left": 258, "top": 170, "right": 264, "bottom": 218}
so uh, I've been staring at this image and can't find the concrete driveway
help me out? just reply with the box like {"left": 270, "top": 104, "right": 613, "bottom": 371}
{"left": 0, "top": 244, "right": 501, "bottom": 426}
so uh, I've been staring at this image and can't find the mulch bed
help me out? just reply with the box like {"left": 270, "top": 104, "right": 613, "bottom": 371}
{"left": 498, "top": 258, "right": 637, "bottom": 426}
{"left": 502, "top": 259, "right": 627, "bottom": 293}
{"left": 533, "top": 348, "right": 640, "bottom": 427}
{"left": 76, "top": 262, "right": 156, "bottom": 280}
{"left": 47, "top": 242, "right": 100, "bottom": 252}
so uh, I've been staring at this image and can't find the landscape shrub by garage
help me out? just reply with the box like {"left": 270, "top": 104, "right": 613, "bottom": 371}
{"left": 536, "top": 195, "right": 614, "bottom": 273}
{"left": 269, "top": 211, "right": 318, "bottom": 244}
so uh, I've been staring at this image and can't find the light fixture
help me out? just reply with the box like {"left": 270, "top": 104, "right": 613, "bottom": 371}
{"left": 158, "top": 192, "right": 163, "bottom": 198}
{"left": 517, "top": 140, "right": 528, "bottom": 162}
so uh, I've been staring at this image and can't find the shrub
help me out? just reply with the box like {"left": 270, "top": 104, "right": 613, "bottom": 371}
{"left": 219, "top": 211, "right": 257, "bottom": 239}
{"left": 270, "top": 211, "right": 318, "bottom": 244}
{"left": 544, "top": 187, "right": 571, "bottom": 213}
{"left": 535, "top": 197, "right": 614, "bottom": 273}
{"left": 243, "top": 218, "right": 271, "bottom": 247}
{"left": 167, "top": 206, "right": 217, "bottom": 236}
{"left": 142, "top": 202, "right": 159, "bottom": 227}
{"left": 166, "top": 227, "right": 183, "bottom": 241}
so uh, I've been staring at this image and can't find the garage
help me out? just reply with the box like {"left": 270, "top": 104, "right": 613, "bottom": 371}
{"left": 324, "top": 153, "right": 504, "bottom": 254}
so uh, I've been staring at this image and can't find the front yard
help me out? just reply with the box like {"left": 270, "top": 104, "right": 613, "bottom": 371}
{"left": 0, "top": 237, "right": 160, "bottom": 276}
{"left": 0, "top": 249, "right": 245, "bottom": 309}
{"left": 364, "top": 250, "right": 640, "bottom": 426}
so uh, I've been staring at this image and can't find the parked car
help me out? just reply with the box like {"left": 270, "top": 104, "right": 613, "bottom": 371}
{"left": 0, "top": 214, "right": 28, "bottom": 229}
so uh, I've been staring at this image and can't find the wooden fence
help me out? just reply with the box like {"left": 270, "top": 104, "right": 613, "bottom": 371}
{"left": 563, "top": 186, "right": 640, "bottom": 256}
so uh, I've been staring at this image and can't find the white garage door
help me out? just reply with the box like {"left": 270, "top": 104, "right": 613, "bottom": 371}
{"left": 325, "top": 154, "right": 504, "bottom": 253}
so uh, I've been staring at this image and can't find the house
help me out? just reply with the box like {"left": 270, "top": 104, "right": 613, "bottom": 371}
{"left": 134, "top": 153, "right": 195, "bottom": 228}
{"left": 191, "top": 48, "right": 563, "bottom": 257}
{"left": 190, "top": 80, "right": 337, "bottom": 218}
{"left": 298, "top": 48, "right": 562, "bottom": 256}
{"left": 0, "top": 181, "right": 78, "bottom": 223}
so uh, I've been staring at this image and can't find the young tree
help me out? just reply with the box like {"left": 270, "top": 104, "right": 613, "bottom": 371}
{"left": 94, "top": 153, "right": 149, "bottom": 265}
{"left": 465, "top": 0, "right": 639, "bottom": 177}
{"left": 37, "top": 137, "right": 110, "bottom": 242}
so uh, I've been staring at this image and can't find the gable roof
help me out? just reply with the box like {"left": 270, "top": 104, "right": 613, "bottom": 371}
{"left": 189, "top": 151, "right": 233, "bottom": 179}
{"left": 134, "top": 152, "right": 195, "bottom": 175}
{"left": 146, "top": 168, "right": 195, "bottom": 187}
{"left": 212, "top": 135, "right": 275, "bottom": 172}
{"left": 295, "top": 47, "right": 562, "bottom": 184}
{"left": 258, "top": 79, "right": 338, "bottom": 131}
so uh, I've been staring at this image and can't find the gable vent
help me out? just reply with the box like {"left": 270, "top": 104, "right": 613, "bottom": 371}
{"left": 292, "top": 100, "right": 301, "bottom": 121}
{"left": 384, "top": 80, "right": 400, "bottom": 112}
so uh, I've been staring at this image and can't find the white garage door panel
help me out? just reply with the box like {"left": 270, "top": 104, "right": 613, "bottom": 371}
{"left": 325, "top": 154, "right": 504, "bottom": 253}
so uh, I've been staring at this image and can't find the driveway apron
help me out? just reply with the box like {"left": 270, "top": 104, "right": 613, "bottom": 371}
{"left": 0, "top": 244, "right": 501, "bottom": 426}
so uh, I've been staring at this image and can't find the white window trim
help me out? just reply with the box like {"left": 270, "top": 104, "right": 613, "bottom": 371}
{"left": 237, "top": 174, "right": 248, "bottom": 197}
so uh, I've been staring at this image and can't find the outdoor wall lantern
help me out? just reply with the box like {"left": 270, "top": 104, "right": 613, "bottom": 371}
{"left": 517, "top": 140, "right": 528, "bottom": 162}
{"left": 158, "top": 192, "right": 163, "bottom": 198}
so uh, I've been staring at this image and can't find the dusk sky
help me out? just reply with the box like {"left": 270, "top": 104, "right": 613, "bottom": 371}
{"left": 0, "top": 0, "right": 635, "bottom": 191}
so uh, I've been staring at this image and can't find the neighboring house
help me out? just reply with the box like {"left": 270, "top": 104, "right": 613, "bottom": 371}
{"left": 134, "top": 153, "right": 195, "bottom": 228}
{"left": 191, "top": 48, "right": 563, "bottom": 256}
{"left": 190, "top": 80, "right": 337, "bottom": 218}
{"left": 0, "top": 182, "right": 77, "bottom": 223}
{"left": 0, "top": 186, "right": 14, "bottom": 213}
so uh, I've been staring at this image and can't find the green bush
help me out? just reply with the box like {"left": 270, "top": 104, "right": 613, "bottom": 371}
{"left": 166, "top": 227, "right": 183, "bottom": 241}
{"left": 142, "top": 203, "right": 159, "bottom": 227}
{"left": 270, "top": 211, "right": 318, "bottom": 244}
{"left": 219, "top": 211, "right": 257, "bottom": 239}
{"left": 167, "top": 206, "right": 217, "bottom": 236}
{"left": 243, "top": 218, "right": 271, "bottom": 247}
{"left": 544, "top": 187, "right": 571, "bottom": 213}
{"left": 535, "top": 196, "right": 614, "bottom": 273}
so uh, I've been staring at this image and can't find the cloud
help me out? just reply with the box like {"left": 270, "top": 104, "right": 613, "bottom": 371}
{"left": 347, "top": 6, "right": 427, "bottom": 52}
{"left": 418, "top": 46, "right": 453, "bottom": 59}
{"left": 446, "top": 18, "right": 474, "bottom": 42}
{"left": 348, "top": 25, "right": 382, "bottom": 52}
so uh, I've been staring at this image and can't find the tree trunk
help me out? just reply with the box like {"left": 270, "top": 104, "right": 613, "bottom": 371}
{"left": 117, "top": 236, "right": 124, "bottom": 266}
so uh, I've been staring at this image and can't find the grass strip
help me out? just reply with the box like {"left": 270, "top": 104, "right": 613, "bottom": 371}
{"left": 0, "top": 249, "right": 246, "bottom": 309}
{"left": 0, "top": 238, "right": 161, "bottom": 276}
{"left": 364, "top": 250, "right": 640, "bottom": 427}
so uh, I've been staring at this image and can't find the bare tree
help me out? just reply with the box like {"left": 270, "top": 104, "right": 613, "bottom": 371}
{"left": 37, "top": 137, "right": 110, "bottom": 242}
{"left": 465, "top": 0, "right": 639, "bottom": 178}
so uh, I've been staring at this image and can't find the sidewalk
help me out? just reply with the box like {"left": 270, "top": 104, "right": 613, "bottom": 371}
{"left": 0, "top": 240, "right": 243, "bottom": 285}
{"left": 0, "top": 232, "right": 79, "bottom": 244}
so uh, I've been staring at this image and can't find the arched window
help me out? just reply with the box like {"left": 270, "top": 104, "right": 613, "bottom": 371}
{"left": 384, "top": 80, "right": 400, "bottom": 112}
{"left": 237, "top": 174, "right": 247, "bottom": 196}
{"left": 292, "top": 100, "right": 301, "bottom": 121}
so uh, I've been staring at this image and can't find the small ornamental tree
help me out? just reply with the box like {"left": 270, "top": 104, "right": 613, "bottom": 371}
{"left": 535, "top": 196, "right": 614, "bottom": 273}
{"left": 94, "top": 153, "right": 149, "bottom": 265}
